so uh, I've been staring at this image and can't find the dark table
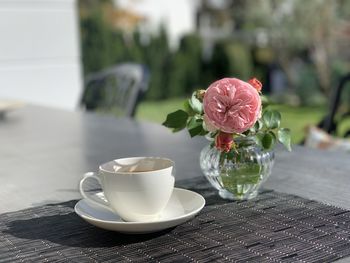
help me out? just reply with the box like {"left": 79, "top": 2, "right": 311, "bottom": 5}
{"left": 1, "top": 105, "right": 350, "bottom": 213}
{"left": 1, "top": 105, "right": 350, "bottom": 262}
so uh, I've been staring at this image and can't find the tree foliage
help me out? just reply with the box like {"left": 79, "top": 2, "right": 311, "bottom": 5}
{"left": 235, "top": 0, "right": 350, "bottom": 95}
{"left": 78, "top": 0, "right": 258, "bottom": 101}
{"left": 79, "top": 0, "right": 350, "bottom": 103}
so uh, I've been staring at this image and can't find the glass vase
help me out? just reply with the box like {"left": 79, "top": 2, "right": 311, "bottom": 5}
{"left": 199, "top": 137, "right": 274, "bottom": 200}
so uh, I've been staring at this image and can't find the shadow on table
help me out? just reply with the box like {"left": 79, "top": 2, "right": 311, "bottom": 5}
{"left": 30, "top": 188, "right": 94, "bottom": 208}
{"left": 4, "top": 201, "right": 173, "bottom": 248}
{"left": 3, "top": 177, "right": 237, "bottom": 249}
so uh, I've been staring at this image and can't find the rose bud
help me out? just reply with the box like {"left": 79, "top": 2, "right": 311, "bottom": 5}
{"left": 196, "top": 89, "right": 206, "bottom": 101}
{"left": 215, "top": 132, "right": 234, "bottom": 153}
{"left": 248, "top": 78, "right": 262, "bottom": 92}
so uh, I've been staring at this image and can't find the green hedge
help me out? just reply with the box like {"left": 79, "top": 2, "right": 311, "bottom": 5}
{"left": 79, "top": 7, "right": 256, "bottom": 101}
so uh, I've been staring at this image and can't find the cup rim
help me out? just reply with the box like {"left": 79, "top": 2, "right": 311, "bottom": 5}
{"left": 99, "top": 157, "right": 174, "bottom": 174}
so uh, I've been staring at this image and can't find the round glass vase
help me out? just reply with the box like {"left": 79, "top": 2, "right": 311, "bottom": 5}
{"left": 200, "top": 137, "right": 274, "bottom": 200}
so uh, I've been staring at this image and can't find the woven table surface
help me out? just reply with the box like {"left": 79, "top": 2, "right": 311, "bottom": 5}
{"left": 0, "top": 177, "right": 350, "bottom": 263}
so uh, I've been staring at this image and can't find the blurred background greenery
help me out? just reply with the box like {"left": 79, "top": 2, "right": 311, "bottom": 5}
{"left": 79, "top": 0, "right": 350, "bottom": 143}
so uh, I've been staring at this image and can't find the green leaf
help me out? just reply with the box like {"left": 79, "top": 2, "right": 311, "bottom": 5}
{"left": 199, "top": 128, "right": 209, "bottom": 136}
{"left": 261, "top": 131, "right": 276, "bottom": 150}
{"left": 278, "top": 128, "right": 292, "bottom": 151}
{"left": 254, "top": 132, "right": 264, "bottom": 147}
{"left": 183, "top": 100, "right": 195, "bottom": 116}
{"left": 219, "top": 151, "right": 227, "bottom": 166}
{"left": 243, "top": 129, "right": 251, "bottom": 136}
{"left": 162, "top": 110, "right": 188, "bottom": 132}
{"left": 189, "top": 92, "right": 203, "bottom": 114}
{"left": 187, "top": 116, "right": 203, "bottom": 137}
{"left": 261, "top": 95, "right": 270, "bottom": 107}
{"left": 253, "top": 119, "right": 263, "bottom": 132}
{"left": 226, "top": 150, "right": 235, "bottom": 160}
{"left": 262, "top": 110, "right": 281, "bottom": 129}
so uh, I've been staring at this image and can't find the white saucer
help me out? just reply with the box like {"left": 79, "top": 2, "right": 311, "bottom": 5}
{"left": 74, "top": 188, "right": 205, "bottom": 234}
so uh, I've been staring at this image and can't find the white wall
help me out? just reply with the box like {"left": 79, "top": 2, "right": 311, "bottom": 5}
{"left": 0, "top": 0, "right": 82, "bottom": 111}
{"left": 116, "top": 0, "right": 200, "bottom": 49}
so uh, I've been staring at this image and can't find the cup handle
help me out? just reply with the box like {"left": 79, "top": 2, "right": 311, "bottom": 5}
{"left": 79, "top": 172, "right": 112, "bottom": 211}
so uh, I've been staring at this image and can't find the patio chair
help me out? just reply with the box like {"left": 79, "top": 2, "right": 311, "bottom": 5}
{"left": 304, "top": 73, "right": 350, "bottom": 150}
{"left": 81, "top": 63, "right": 149, "bottom": 117}
{"left": 320, "top": 73, "right": 350, "bottom": 136}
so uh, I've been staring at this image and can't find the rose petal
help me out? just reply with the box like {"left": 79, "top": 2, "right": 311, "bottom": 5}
{"left": 203, "top": 78, "right": 261, "bottom": 133}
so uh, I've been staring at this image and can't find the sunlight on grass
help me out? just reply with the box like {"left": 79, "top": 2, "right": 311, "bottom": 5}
{"left": 136, "top": 98, "right": 327, "bottom": 144}
{"left": 269, "top": 105, "right": 326, "bottom": 144}
{"left": 136, "top": 98, "right": 185, "bottom": 124}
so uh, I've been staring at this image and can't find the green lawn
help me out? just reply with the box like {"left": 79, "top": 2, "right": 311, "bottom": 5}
{"left": 136, "top": 98, "right": 327, "bottom": 144}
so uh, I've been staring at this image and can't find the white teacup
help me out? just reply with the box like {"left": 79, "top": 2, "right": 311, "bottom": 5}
{"left": 79, "top": 157, "right": 175, "bottom": 222}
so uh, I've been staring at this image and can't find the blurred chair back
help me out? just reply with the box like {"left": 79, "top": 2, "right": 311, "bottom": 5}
{"left": 320, "top": 73, "right": 350, "bottom": 135}
{"left": 303, "top": 73, "right": 350, "bottom": 150}
{"left": 81, "top": 63, "right": 149, "bottom": 117}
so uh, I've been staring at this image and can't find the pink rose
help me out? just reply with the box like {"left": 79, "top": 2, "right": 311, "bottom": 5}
{"left": 203, "top": 78, "right": 261, "bottom": 133}
{"left": 203, "top": 114, "right": 218, "bottom": 132}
